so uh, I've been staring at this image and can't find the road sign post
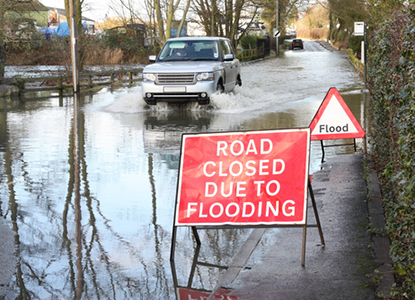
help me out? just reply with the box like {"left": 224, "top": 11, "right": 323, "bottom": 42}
{"left": 273, "top": 28, "right": 281, "bottom": 57}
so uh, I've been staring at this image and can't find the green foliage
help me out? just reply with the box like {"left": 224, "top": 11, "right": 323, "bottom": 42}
{"left": 99, "top": 27, "right": 147, "bottom": 58}
{"left": 348, "top": 35, "right": 364, "bottom": 54}
{"left": 366, "top": 0, "right": 407, "bottom": 26}
{"left": 4, "top": 18, "right": 45, "bottom": 52}
{"left": 239, "top": 35, "right": 258, "bottom": 50}
{"left": 368, "top": 9, "right": 415, "bottom": 298}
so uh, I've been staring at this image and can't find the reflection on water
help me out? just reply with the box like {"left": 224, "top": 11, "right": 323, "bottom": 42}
{"left": 0, "top": 48, "right": 365, "bottom": 299}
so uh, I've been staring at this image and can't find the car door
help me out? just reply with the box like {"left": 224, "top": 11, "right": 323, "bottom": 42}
{"left": 220, "top": 40, "right": 238, "bottom": 91}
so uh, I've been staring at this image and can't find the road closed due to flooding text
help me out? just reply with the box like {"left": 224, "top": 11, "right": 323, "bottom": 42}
{"left": 175, "top": 129, "right": 310, "bottom": 226}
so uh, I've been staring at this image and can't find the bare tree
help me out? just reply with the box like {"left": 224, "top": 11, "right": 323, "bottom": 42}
{"left": 260, "top": 0, "right": 309, "bottom": 37}
{"left": 175, "top": 0, "right": 191, "bottom": 37}
{"left": 148, "top": 0, "right": 191, "bottom": 43}
{"left": 190, "top": 0, "right": 261, "bottom": 45}
{"left": 107, "top": 0, "right": 190, "bottom": 44}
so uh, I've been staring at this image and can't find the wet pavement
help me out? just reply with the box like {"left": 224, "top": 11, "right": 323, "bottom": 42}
{"left": 198, "top": 153, "right": 394, "bottom": 300}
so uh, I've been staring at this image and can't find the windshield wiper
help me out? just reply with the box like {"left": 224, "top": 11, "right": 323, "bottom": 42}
{"left": 161, "top": 57, "right": 192, "bottom": 62}
{"left": 189, "top": 58, "right": 217, "bottom": 61}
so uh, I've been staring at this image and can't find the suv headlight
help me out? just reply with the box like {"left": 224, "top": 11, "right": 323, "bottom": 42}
{"left": 143, "top": 73, "right": 156, "bottom": 82}
{"left": 196, "top": 72, "right": 214, "bottom": 81}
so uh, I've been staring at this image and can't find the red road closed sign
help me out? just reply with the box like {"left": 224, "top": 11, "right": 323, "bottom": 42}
{"left": 175, "top": 129, "right": 310, "bottom": 226}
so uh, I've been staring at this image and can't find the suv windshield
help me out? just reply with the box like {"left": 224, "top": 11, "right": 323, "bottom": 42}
{"left": 158, "top": 40, "right": 220, "bottom": 61}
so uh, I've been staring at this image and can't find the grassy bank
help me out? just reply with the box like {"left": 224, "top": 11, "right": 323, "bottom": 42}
{"left": 5, "top": 33, "right": 157, "bottom": 68}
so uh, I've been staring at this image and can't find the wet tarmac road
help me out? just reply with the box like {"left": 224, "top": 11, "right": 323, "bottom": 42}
{"left": 0, "top": 41, "right": 366, "bottom": 299}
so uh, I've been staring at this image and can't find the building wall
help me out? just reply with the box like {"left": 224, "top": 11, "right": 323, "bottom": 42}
{"left": 5, "top": 10, "right": 48, "bottom": 27}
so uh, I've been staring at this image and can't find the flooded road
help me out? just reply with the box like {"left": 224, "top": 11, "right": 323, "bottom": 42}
{"left": 0, "top": 41, "right": 365, "bottom": 299}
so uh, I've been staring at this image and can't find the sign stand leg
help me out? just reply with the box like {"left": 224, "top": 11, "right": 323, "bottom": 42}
{"left": 320, "top": 138, "right": 358, "bottom": 164}
{"left": 191, "top": 226, "right": 201, "bottom": 246}
{"left": 170, "top": 258, "right": 178, "bottom": 287}
{"left": 320, "top": 140, "right": 325, "bottom": 163}
{"left": 303, "top": 179, "right": 325, "bottom": 267}
{"left": 170, "top": 225, "right": 177, "bottom": 262}
{"left": 301, "top": 223, "right": 307, "bottom": 267}
{"left": 187, "top": 242, "right": 201, "bottom": 287}
{"left": 308, "top": 179, "right": 325, "bottom": 246}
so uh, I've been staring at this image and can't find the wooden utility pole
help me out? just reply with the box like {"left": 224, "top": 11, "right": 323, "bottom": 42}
{"left": 69, "top": 0, "right": 79, "bottom": 93}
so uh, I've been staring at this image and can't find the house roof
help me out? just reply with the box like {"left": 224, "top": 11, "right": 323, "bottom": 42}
{"left": 8, "top": 0, "right": 48, "bottom": 11}
{"left": 46, "top": 6, "right": 65, "bottom": 16}
{"left": 46, "top": 6, "right": 95, "bottom": 23}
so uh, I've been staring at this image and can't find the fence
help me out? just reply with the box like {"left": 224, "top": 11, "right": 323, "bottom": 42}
{"left": 237, "top": 37, "right": 270, "bottom": 62}
{"left": 0, "top": 68, "right": 143, "bottom": 100}
{"left": 238, "top": 49, "right": 263, "bottom": 62}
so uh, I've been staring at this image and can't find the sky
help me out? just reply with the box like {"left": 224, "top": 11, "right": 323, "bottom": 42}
{"left": 39, "top": 0, "right": 113, "bottom": 22}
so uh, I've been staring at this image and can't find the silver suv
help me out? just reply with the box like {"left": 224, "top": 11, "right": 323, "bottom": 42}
{"left": 142, "top": 37, "right": 242, "bottom": 105}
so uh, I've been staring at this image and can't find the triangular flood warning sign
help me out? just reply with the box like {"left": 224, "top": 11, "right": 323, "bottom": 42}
{"left": 309, "top": 87, "right": 365, "bottom": 141}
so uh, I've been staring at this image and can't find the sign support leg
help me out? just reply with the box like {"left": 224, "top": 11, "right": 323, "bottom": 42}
{"left": 303, "top": 179, "right": 326, "bottom": 267}
{"left": 192, "top": 226, "right": 201, "bottom": 246}
{"left": 308, "top": 179, "right": 325, "bottom": 246}
{"left": 301, "top": 223, "right": 307, "bottom": 267}
{"left": 170, "top": 225, "right": 177, "bottom": 262}
{"left": 187, "top": 242, "right": 201, "bottom": 287}
{"left": 320, "top": 140, "right": 325, "bottom": 163}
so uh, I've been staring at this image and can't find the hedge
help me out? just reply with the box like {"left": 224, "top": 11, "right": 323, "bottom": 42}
{"left": 368, "top": 10, "right": 415, "bottom": 298}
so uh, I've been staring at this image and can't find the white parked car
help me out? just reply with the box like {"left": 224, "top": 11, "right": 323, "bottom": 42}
{"left": 142, "top": 36, "right": 242, "bottom": 105}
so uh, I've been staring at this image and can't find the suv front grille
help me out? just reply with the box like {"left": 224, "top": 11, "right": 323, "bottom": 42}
{"left": 157, "top": 73, "right": 195, "bottom": 84}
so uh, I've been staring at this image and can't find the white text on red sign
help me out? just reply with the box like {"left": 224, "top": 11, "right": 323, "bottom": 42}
{"left": 175, "top": 129, "right": 310, "bottom": 226}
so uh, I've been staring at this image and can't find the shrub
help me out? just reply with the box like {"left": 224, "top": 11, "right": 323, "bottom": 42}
{"left": 5, "top": 31, "right": 153, "bottom": 67}
{"left": 98, "top": 27, "right": 146, "bottom": 60}
{"left": 348, "top": 35, "right": 364, "bottom": 55}
{"left": 240, "top": 35, "right": 258, "bottom": 50}
{"left": 368, "top": 11, "right": 415, "bottom": 298}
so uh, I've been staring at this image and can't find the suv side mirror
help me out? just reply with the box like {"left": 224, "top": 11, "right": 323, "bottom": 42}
{"left": 224, "top": 54, "right": 234, "bottom": 61}
{"left": 149, "top": 55, "right": 156, "bottom": 62}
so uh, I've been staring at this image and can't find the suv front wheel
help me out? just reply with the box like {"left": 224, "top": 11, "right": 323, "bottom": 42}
{"left": 237, "top": 75, "right": 242, "bottom": 86}
{"left": 216, "top": 80, "right": 224, "bottom": 93}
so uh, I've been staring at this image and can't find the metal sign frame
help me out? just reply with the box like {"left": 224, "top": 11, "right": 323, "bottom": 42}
{"left": 170, "top": 128, "right": 324, "bottom": 267}
{"left": 171, "top": 178, "right": 324, "bottom": 269}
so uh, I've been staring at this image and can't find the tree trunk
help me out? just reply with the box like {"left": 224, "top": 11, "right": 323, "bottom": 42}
{"left": 211, "top": 0, "right": 216, "bottom": 36}
{"left": 154, "top": 0, "right": 165, "bottom": 43}
{"left": 230, "top": 0, "right": 244, "bottom": 44}
{"left": 226, "top": 0, "right": 232, "bottom": 38}
{"left": 165, "top": 0, "right": 174, "bottom": 40}
{"left": 76, "top": 0, "right": 83, "bottom": 71}
{"left": 0, "top": 0, "right": 5, "bottom": 79}
{"left": 176, "top": 0, "right": 191, "bottom": 37}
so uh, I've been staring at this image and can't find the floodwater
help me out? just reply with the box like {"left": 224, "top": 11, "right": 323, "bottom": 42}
{"left": 0, "top": 41, "right": 365, "bottom": 299}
